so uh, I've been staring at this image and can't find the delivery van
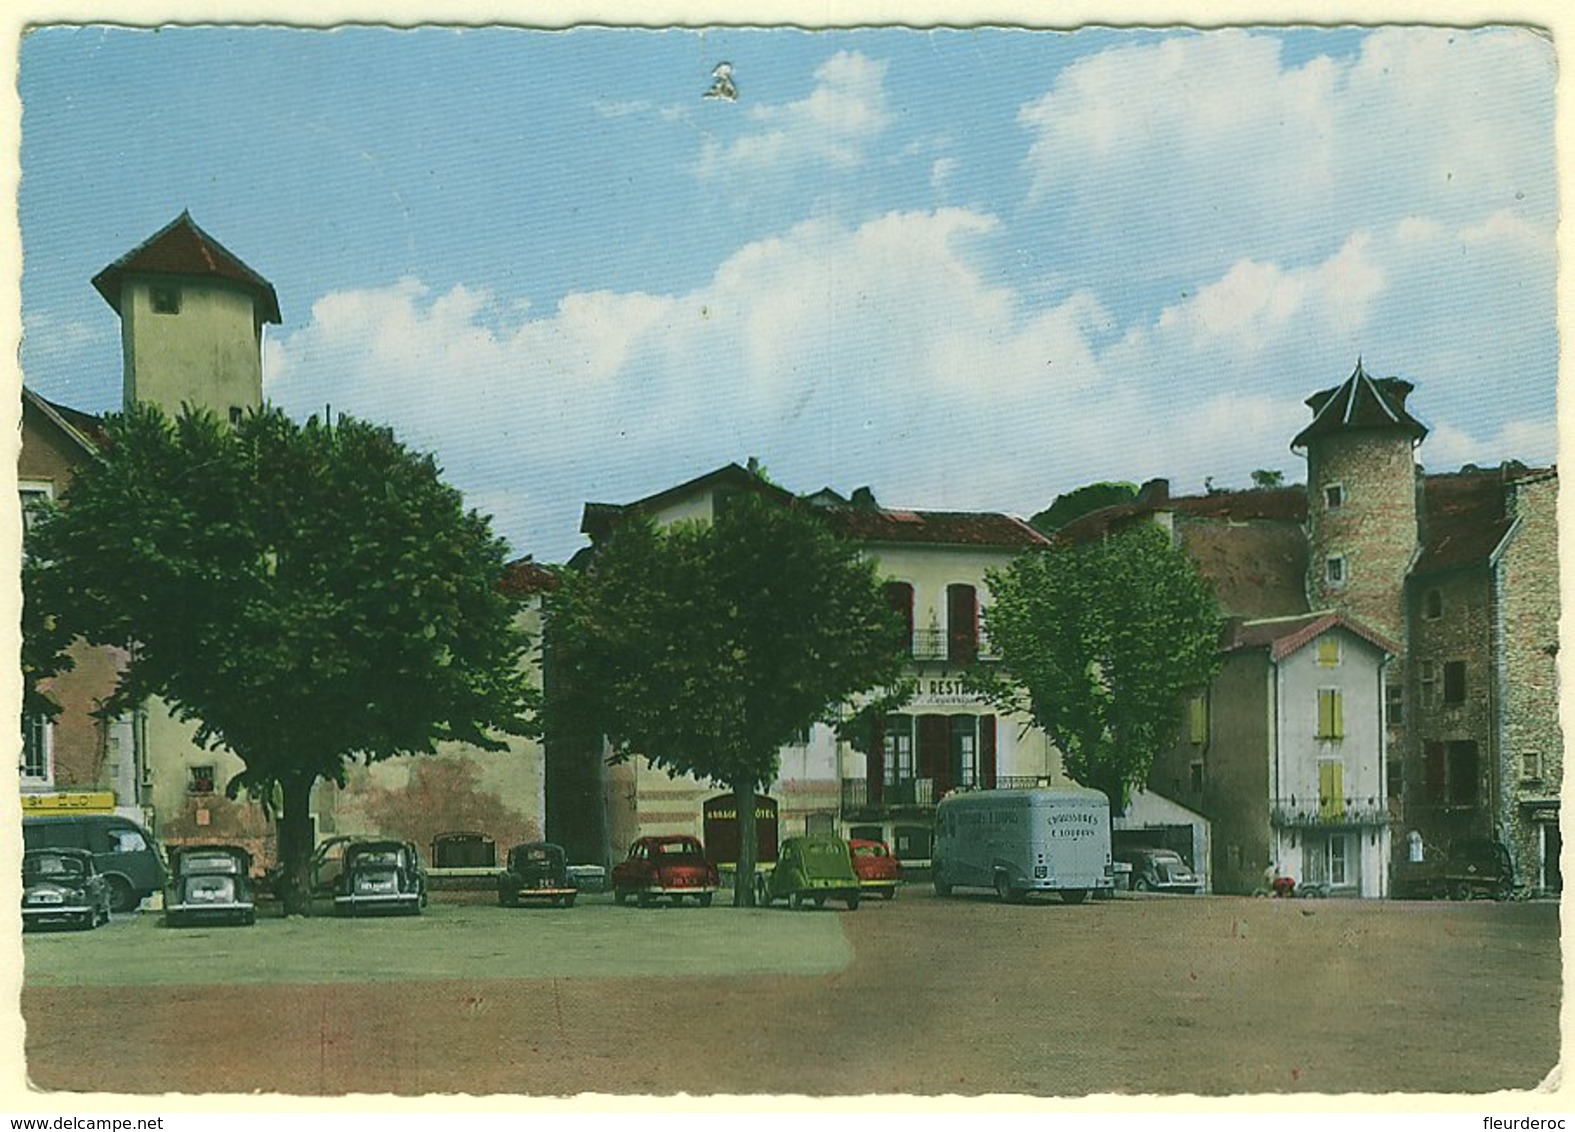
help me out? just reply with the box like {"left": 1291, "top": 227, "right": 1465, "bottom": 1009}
{"left": 22, "top": 814, "right": 166, "bottom": 912}
{"left": 932, "top": 786, "right": 1114, "bottom": 904}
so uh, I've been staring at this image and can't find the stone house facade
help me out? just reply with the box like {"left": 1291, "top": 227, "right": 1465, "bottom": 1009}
{"left": 1065, "top": 361, "right": 1561, "bottom": 896}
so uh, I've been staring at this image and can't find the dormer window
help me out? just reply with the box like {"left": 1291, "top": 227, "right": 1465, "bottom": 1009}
{"left": 1324, "top": 483, "right": 1345, "bottom": 509}
{"left": 150, "top": 285, "right": 181, "bottom": 315}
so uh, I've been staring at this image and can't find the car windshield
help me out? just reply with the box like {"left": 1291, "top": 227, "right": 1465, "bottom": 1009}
{"left": 656, "top": 842, "right": 701, "bottom": 858}
{"left": 853, "top": 844, "right": 886, "bottom": 857}
{"left": 352, "top": 849, "right": 403, "bottom": 868}
{"left": 23, "top": 854, "right": 85, "bottom": 881}
{"left": 182, "top": 854, "right": 241, "bottom": 875}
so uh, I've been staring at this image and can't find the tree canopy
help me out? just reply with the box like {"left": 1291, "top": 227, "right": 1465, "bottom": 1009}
{"left": 980, "top": 522, "right": 1222, "bottom": 812}
{"left": 24, "top": 403, "right": 538, "bottom": 912}
{"left": 548, "top": 489, "right": 909, "bottom": 902}
{"left": 1028, "top": 481, "right": 1139, "bottom": 535}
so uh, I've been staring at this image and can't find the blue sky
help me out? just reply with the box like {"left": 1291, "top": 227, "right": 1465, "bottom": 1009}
{"left": 16, "top": 22, "right": 1559, "bottom": 563}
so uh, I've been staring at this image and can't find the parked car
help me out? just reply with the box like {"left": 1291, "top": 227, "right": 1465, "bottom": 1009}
{"left": 611, "top": 835, "right": 719, "bottom": 907}
{"left": 756, "top": 834, "right": 861, "bottom": 911}
{"left": 1392, "top": 837, "right": 1515, "bottom": 901}
{"left": 1117, "top": 847, "right": 1201, "bottom": 894}
{"left": 165, "top": 844, "right": 256, "bottom": 927}
{"left": 566, "top": 863, "right": 608, "bottom": 893}
{"left": 22, "top": 847, "right": 112, "bottom": 931}
{"left": 22, "top": 814, "right": 165, "bottom": 912}
{"left": 498, "top": 841, "right": 578, "bottom": 907}
{"left": 334, "top": 840, "right": 427, "bottom": 916}
{"left": 849, "top": 838, "right": 901, "bottom": 899}
{"left": 1442, "top": 837, "right": 1515, "bottom": 901}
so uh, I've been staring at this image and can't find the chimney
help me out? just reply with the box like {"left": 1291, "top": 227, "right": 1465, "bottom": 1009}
{"left": 1136, "top": 478, "right": 1169, "bottom": 506}
{"left": 851, "top": 486, "right": 878, "bottom": 508}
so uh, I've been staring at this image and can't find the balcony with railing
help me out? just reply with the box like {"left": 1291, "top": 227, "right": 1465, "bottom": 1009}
{"left": 908, "top": 628, "right": 999, "bottom": 664}
{"left": 840, "top": 774, "right": 1050, "bottom": 813}
{"left": 1270, "top": 795, "right": 1389, "bottom": 830}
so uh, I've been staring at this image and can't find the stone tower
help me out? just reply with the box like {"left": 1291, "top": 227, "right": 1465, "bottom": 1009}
{"left": 1291, "top": 359, "right": 1428, "bottom": 646}
{"left": 91, "top": 211, "right": 280, "bottom": 420}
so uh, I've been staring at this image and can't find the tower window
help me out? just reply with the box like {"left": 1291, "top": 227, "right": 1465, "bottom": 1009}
{"left": 150, "top": 285, "right": 182, "bottom": 315}
{"left": 1324, "top": 483, "right": 1345, "bottom": 509}
{"left": 1443, "top": 660, "right": 1467, "bottom": 705}
{"left": 1423, "top": 589, "right": 1443, "bottom": 619}
{"left": 1325, "top": 555, "right": 1347, "bottom": 587}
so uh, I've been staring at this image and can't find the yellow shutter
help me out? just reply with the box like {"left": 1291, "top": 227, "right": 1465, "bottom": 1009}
{"left": 1189, "top": 695, "right": 1207, "bottom": 745}
{"left": 1317, "top": 636, "right": 1340, "bottom": 666}
{"left": 1318, "top": 689, "right": 1345, "bottom": 740}
{"left": 1319, "top": 761, "right": 1345, "bottom": 818}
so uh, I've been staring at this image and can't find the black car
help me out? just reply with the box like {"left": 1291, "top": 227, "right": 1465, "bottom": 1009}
{"left": 334, "top": 839, "right": 428, "bottom": 916}
{"left": 497, "top": 841, "right": 579, "bottom": 907}
{"left": 165, "top": 844, "right": 256, "bottom": 927}
{"left": 22, "top": 847, "right": 113, "bottom": 930}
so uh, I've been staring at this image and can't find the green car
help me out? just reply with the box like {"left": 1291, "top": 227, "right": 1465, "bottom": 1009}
{"left": 755, "top": 835, "right": 861, "bottom": 911}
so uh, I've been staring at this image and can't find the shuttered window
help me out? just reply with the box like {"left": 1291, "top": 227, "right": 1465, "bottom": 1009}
{"left": 1319, "top": 760, "right": 1345, "bottom": 818}
{"left": 1317, "top": 689, "right": 1344, "bottom": 740}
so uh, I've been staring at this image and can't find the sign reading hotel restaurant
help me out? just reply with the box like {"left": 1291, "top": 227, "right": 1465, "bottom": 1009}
{"left": 703, "top": 794, "right": 779, "bottom": 865}
{"left": 907, "top": 672, "right": 986, "bottom": 708}
{"left": 20, "top": 791, "right": 117, "bottom": 815}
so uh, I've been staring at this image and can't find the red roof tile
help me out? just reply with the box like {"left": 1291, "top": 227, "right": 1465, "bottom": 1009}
{"left": 92, "top": 212, "right": 282, "bottom": 324}
{"left": 827, "top": 508, "right": 1049, "bottom": 549}
{"left": 1226, "top": 611, "right": 1400, "bottom": 660}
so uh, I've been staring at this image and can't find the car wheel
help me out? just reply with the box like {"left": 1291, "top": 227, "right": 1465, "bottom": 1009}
{"left": 755, "top": 876, "right": 771, "bottom": 907}
{"left": 789, "top": 891, "right": 804, "bottom": 911}
{"left": 1450, "top": 883, "right": 1472, "bottom": 901}
{"left": 813, "top": 893, "right": 827, "bottom": 908}
{"left": 614, "top": 888, "right": 629, "bottom": 906}
{"left": 699, "top": 892, "right": 713, "bottom": 907}
{"left": 564, "top": 894, "right": 577, "bottom": 908}
{"left": 932, "top": 866, "right": 952, "bottom": 897}
{"left": 105, "top": 875, "right": 137, "bottom": 914}
{"left": 995, "top": 872, "right": 1021, "bottom": 904}
{"left": 637, "top": 891, "right": 655, "bottom": 907}
{"left": 1134, "top": 877, "right": 1154, "bottom": 893}
{"left": 670, "top": 894, "right": 685, "bottom": 906}
{"left": 846, "top": 894, "right": 860, "bottom": 911}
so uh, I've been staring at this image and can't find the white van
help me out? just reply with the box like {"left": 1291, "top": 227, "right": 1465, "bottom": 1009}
{"left": 932, "top": 786, "right": 1115, "bottom": 904}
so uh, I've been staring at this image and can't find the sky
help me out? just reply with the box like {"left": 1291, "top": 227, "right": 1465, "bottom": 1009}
{"left": 15, "top": 20, "right": 1560, "bottom": 564}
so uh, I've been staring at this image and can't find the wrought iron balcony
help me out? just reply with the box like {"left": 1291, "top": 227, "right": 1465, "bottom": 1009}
{"left": 1270, "top": 796, "right": 1390, "bottom": 829}
{"left": 841, "top": 775, "right": 1050, "bottom": 811}
{"left": 908, "top": 628, "right": 998, "bottom": 664}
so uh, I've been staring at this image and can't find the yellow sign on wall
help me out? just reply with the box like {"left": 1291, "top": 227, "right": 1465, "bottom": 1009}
{"left": 20, "top": 791, "right": 117, "bottom": 815}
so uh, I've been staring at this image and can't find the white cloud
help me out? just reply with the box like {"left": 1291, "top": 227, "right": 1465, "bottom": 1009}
{"left": 697, "top": 51, "right": 890, "bottom": 178}
{"left": 1016, "top": 27, "right": 1553, "bottom": 285}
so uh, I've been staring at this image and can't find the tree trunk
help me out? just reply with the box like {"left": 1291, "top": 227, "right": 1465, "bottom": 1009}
{"left": 278, "top": 774, "right": 316, "bottom": 916}
{"left": 734, "top": 780, "right": 757, "bottom": 907}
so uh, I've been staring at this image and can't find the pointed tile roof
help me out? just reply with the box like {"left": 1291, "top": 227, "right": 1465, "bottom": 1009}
{"left": 1291, "top": 358, "right": 1427, "bottom": 450}
{"left": 92, "top": 211, "right": 281, "bottom": 324}
{"left": 1225, "top": 611, "right": 1400, "bottom": 661}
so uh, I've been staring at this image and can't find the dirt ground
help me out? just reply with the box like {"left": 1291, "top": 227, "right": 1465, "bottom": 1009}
{"left": 17, "top": 887, "right": 1562, "bottom": 1098}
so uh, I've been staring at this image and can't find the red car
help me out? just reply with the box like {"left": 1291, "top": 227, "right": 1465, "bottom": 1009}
{"left": 849, "top": 838, "right": 901, "bottom": 900}
{"left": 611, "top": 835, "right": 720, "bottom": 907}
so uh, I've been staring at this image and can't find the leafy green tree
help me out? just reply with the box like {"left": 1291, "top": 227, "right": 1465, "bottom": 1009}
{"left": 23, "top": 403, "right": 538, "bottom": 914}
{"left": 1251, "top": 469, "right": 1285, "bottom": 489}
{"left": 1028, "top": 481, "right": 1139, "bottom": 535}
{"left": 979, "top": 523, "right": 1222, "bottom": 811}
{"left": 548, "top": 490, "right": 909, "bottom": 904}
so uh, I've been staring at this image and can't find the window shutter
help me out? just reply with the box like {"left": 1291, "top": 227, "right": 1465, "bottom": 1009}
{"left": 947, "top": 584, "right": 978, "bottom": 664}
{"left": 980, "top": 715, "right": 997, "bottom": 789}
